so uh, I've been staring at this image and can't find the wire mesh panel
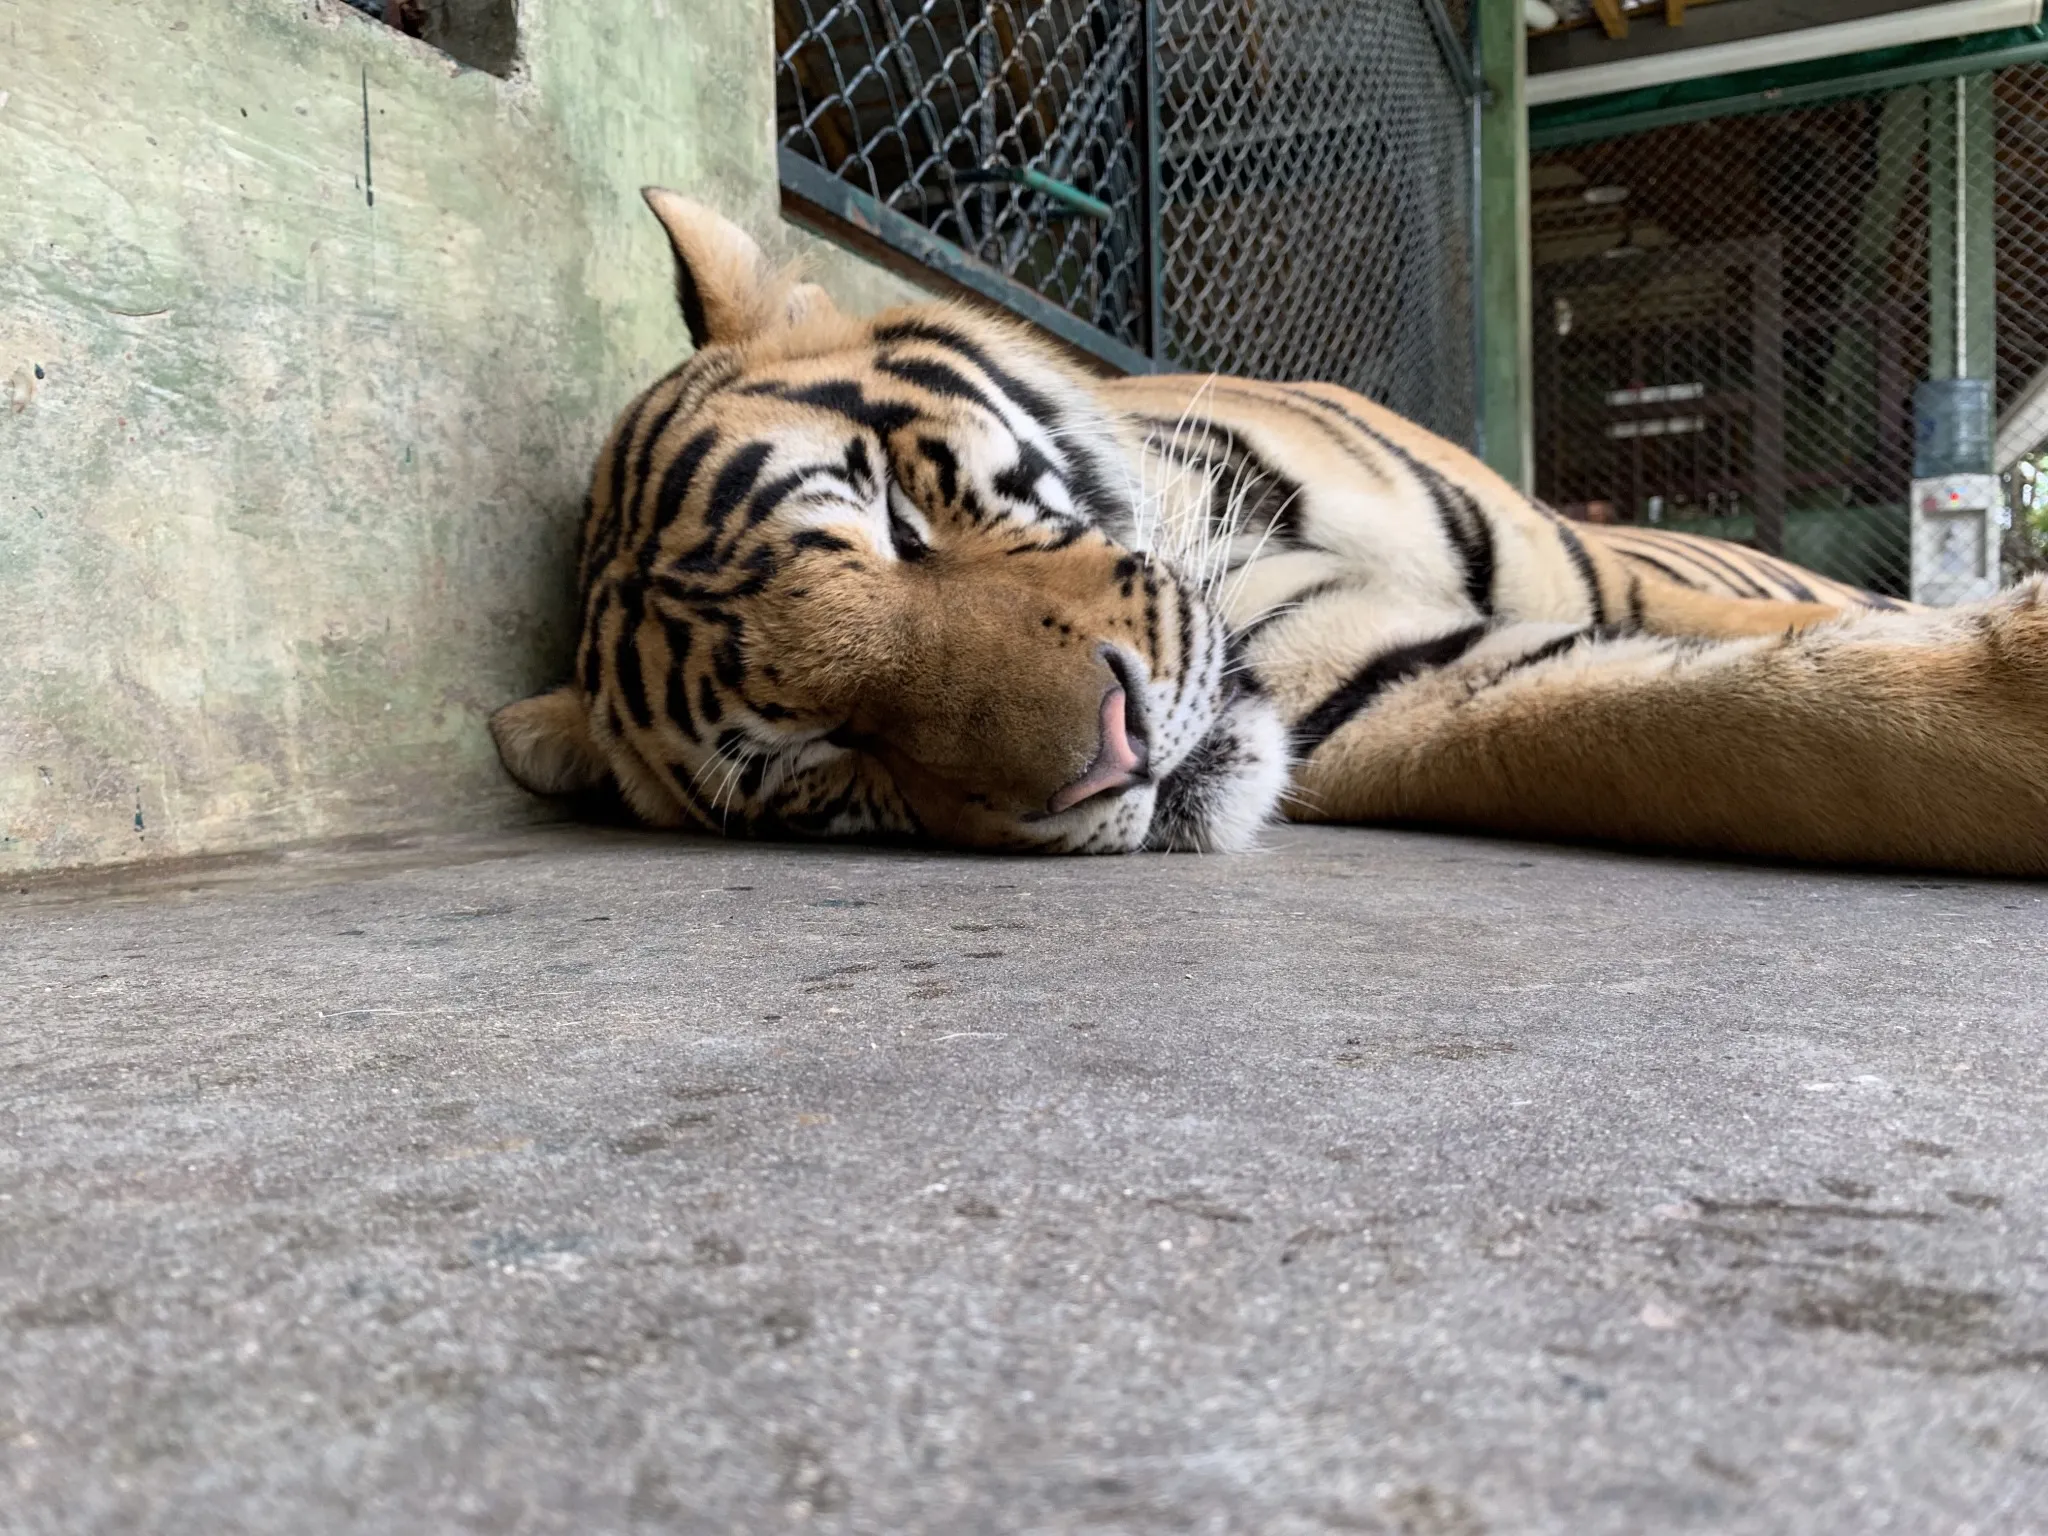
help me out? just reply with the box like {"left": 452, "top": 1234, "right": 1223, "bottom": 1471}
{"left": 1152, "top": 0, "right": 1475, "bottom": 441}
{"left": 774, "top": 1, "right": 1478, "bottom": 445}
{"left": 1533, "top": 64, "right": 2048, "bottom": 596}
{"left": 775, "top": 1, "right": 1152, "bottom": 353}
{"left": 1994, "top": 63, "right": 2048, "bottom": 580}
{"left": 1531, "top": 93, "right": 1932, "bottom": 597}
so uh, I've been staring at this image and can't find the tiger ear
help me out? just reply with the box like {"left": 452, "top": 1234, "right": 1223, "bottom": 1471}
{"left": 489, "top": 685, "right": 607, "bottom": 796}
{"left": 784, "top": 280, "right": 841, "bottom": 329}
{"left": 641, "top": 187, "right": 776, "bottom": 349}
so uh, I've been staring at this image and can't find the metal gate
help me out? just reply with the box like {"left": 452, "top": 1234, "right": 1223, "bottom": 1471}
{"left": 1531, "top": 63, "right": 2048, "bottom": 596}
{"left": 773, "top": 0, "right": 1480, "bottom": 446}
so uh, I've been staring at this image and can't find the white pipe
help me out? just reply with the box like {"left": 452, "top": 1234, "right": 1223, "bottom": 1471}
{"left": 1527, "top": 0, "right": 2043, "bottom": 105}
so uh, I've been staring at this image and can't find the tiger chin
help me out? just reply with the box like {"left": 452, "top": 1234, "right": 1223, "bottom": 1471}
{"left": 489, "top": 188, "right": 1290, "bottom": 855}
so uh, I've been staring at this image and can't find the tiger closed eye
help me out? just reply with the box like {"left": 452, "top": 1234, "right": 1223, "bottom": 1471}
{"left": 887, "top": 506, "right": 928, "bottom": 560}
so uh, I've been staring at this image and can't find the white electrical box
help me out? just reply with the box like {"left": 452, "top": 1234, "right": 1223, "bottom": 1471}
{"left": 1909, "top": 474, "right": 2001, "bottom": 606}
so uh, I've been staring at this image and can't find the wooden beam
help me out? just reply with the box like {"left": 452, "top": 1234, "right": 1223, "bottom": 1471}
{"left": 1666, "top": 0, "right": 1687, "bottom": 25}
{"left": 1591, "top": 0, "right": 1629, "bottom": 39}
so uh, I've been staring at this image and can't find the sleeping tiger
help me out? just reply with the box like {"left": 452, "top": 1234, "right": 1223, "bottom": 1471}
{"left": 489, "top": 190, "right": 2048, "bottom": 875}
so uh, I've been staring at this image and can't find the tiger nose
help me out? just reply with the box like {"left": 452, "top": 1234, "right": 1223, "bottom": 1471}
{"left": 1046, "top": 684, "right": 1149, "bottom": 814}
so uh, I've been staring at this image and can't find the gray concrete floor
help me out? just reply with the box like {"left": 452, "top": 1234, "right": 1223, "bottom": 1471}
{"left": 4, "top": 825, "right": 2047, "bottom": 1534}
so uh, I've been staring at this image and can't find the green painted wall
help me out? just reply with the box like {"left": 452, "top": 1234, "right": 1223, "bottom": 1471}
{"left": 0, "top": 0, "right": 920, "bottom": 873}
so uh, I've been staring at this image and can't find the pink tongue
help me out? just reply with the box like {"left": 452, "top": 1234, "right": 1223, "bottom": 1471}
{"left": 1047, "top": 688, "right": 1145, "bottom": 814}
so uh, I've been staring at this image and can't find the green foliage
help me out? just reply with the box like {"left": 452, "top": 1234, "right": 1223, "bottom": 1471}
{"left": 2007, "top": 456, "right": 2048, "bottom": 581}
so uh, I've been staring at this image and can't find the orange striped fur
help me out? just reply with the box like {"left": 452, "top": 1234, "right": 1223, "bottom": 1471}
{"left": 490, "top": 194, "right": 2048, "bottom": 873}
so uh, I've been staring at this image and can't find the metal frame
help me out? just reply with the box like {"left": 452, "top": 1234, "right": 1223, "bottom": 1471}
{"left": 1476, "top": 0, "right": 1533, "bottom": 488}
{"left": 1531, "top": 32, "right": 2048, "bottom": 149}
{"left": 1138, "top": 0, "right": 1164, "bottom": 364}
{"left": 779, "top": 150, "right": 1156, "bottom": 374}
{"left": 778, "top": 0, "right": 1484, "bottom": 400}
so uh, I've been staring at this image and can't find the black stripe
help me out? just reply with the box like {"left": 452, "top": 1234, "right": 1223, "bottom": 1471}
{"left": 613, "top": 583, "right": 653, "bottom": 730}
{"left": 1293, "top": 624, "right": 1487, "bottom": 754}
{"left": 1004, "top": 521, "right": 1088, "bottom": 553}
{"left": 627, "top": 383, "right": 692, "bottom": 518}
{"left": 1214, "top": 385, "right": 1398, "bottom": 492}
{"left": 1221, "top": 630, "right": 1264, "bottom": 695}
{"left": 843, "top": 436, "right": 875, "bottom": 497}
{"left": 877, "top": 354, "right": 1004, "bottom": 419}
{"left": 1626, "top": 575, "right": 1646, "bottom": 632}
{"left": 874, "top": 319, "right": 1128, "bottom": 525}
{"left": 1610, "top": 546, "right": 1701, "bottom": 590}
{"left": 740, "top": 464, "right": 836, "bottom": 533}
{"left": 1495, "top": 627, "right": 1591, "bottom": 680}
{"left": 993, "top": 441, "right": 1055, "bottom": 507}
{"left": 669, "top": 243, "right": 711, "bottom": 349}
{"left": 1137, "top": 415, "right": 1307, "bottom": 545}
{"left": 658, "top": 759, "right": 723, "bottom": 830}
{"left": 603, "top": 401, "right": 644, "bottom": 532}
{"left": 872, "top": 319, "right": 1062, "bottom": 422}
{"left": 581, "top": 497, "right": 622, "bottom": 596}
{"left": 654, "top": 543, "right": 779, "bottom": 604}
{"left": 790, "top": 528, "right": 855, "bottom": 554}
{"left": 918, "top": 436, "right": 960, "bottom": 504}
{"left": 767, "top": 379, "right": 919, "bottom": 439}
{"left": 1750, "top": 553, "right": 1818, "bottom": 603}
{"left": 1435, "top": 472, "right": 1497, "bottom": 615}
{"left": 1172, "top": 580, "right": 1195, "bottom": 681}
{"left": 650, "top": 428, "right": 719, "bottom": 535}
{"left": 1233, "top": 578, "right": 1347, "bottom": 642}
{"left": 580, "top": 584, "right": 621, "bottom": 698}
{"left": 1664, "top": 536, "right": 1774, "bottom": 599}
{"left": 584, "top": 406, "right": 647, "bottom": 590}
{"left": 712, "top": 631, "right": 745, "bottom": 689}
{"left": 659, "top": 613, "right": 699, "bottom": 742}
{"left": 703, "top": 441, "right": 773, "bottom": 534}
{"left": 1549, "top": 515, "right": 1607, "bottom": 625}
{"left": 776, "top": 772, "right": 866, "bottom": 837}
{"left": 1275, "top": 386, "right": 1495, "bottom": 614}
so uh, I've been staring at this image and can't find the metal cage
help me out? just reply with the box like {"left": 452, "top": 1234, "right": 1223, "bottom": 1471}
{"left": 774, "top": 0, "right": 1481, "bottom": 445}
{"left": 1530, "top": 60, "right": 2048, "bottom": 595}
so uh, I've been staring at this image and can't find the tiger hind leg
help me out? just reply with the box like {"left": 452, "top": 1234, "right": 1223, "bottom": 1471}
{"left": 1630, "top": 575, "right": 1848, "bottom": 640}
{"left": 1284, "top": 582, "right": 2048, "bottom": 875}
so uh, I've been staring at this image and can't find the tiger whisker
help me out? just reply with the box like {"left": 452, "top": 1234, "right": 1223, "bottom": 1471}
{"left": 688, "top": 734, "right": 757, "bottom": 823}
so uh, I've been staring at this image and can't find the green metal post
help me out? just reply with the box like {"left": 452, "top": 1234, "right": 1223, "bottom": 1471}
{"left": 1476, "top": 0, "right": 1532, "bottom": 491}
{"left": 1928, "top": 74, "right": 1996, "bottom": 383}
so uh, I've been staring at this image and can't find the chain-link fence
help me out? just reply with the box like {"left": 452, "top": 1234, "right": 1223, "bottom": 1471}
{"left": 1150, "top": 0, "right": 1475, "bottom": 438}
{"left": 774, "top": 0, "right": 1479, "bottom": 445}
{"left": 1531, "top": 62, "right": 2048, "bottom": 598}
{"left": 775, "top": 0, "right": 1154, "bottom": 353}
{"left": 1995, "top": 64, "right": 2048, "bottom": 581}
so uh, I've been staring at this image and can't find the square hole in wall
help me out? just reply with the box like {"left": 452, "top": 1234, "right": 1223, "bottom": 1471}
{"left": 340, "top": 0, "right": 517, "bottom": 78}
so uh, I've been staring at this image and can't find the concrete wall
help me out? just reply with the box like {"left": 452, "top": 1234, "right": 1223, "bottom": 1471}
{"left": 0, "top": 0, "right": 921, "bottom": 874}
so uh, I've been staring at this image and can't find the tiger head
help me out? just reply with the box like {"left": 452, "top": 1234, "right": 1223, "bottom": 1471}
{"left": 489, "top": 190, "right": 1287, "bottom": 853}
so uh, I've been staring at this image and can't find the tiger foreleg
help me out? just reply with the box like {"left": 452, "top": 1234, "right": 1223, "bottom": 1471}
{"left": 1285, "top": 582, "right": 2048, "bottom": 875}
